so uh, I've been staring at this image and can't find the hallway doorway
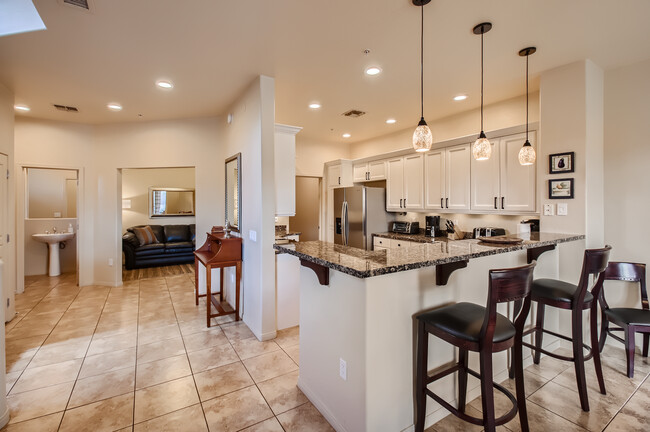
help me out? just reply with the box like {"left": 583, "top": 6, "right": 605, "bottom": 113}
{"left": 289, "top": 176, "right": 321, "bottom": 241}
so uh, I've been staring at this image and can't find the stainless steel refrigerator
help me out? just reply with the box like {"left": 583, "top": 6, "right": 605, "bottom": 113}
{"left": 333, "top": 186, "right": 392, "bottom": 250}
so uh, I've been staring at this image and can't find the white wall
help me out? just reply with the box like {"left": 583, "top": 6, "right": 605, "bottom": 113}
{"left": 296, "top": 136, "right": 350, "bottom": 177}
{"left": 121, "top": 167, "right": 196, "bottom": 230}
{"left": 27, "top": 168, "right": 77, "bottom": 218}
{"left": 350, "top": 94, "right": 539, "bottom": 159}
{"left": 222, "top": 76, "right": 277, "bottom": 340}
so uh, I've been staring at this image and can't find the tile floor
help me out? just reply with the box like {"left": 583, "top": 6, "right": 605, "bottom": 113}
{"left": 4, "top": 272, "right": 650, "bottom": 431}
{"left": 3, "top": 273, "right": 331, "bottom": 431}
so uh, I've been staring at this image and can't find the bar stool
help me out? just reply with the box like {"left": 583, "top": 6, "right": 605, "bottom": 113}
{"left": 415, "top": 262, "right": 536, "bottom": 432}
{"left": 522, "top": 245, "right": 611, "bottom": 412}
{"left": 594, "top": 262, "right": 650, "bottom": 378}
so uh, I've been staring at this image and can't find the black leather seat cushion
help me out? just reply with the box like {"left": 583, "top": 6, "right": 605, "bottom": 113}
{"left": 418, "top": 302, "right": 515, "bottom": 343}
{"left": 532, "top": 278, "right": 593, "bottom": 305}
{"left": 605, "top": 308, "right": 650, "bottom": 326}
{"left": 164, "top": 225, "right": 190, "bottom": 242}
{"left": 165, "top": 241, "right": 194, "bottom": 253}
{"left": 134, "top": 243, "right": 165, "bottom": 256}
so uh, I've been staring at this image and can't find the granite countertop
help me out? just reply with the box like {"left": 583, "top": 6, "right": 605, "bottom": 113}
{"left": 373, "top": 231, "right": 441, "bottom": 244}
{"left": 273, "top": 233, "right": 585, "bottom": 278}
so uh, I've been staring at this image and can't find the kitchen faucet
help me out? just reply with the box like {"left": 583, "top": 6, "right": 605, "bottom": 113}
{"left": 52, "top": 227, "right": 57, "bottom": 233}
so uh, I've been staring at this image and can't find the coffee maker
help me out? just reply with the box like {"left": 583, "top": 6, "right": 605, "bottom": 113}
{"left": 425, "top": 216, "right": 442, "bottom": 237}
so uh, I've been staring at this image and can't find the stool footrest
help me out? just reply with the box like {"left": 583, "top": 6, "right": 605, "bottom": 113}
{"left": 523, "top": 327, "right": 594, "bottom": 361}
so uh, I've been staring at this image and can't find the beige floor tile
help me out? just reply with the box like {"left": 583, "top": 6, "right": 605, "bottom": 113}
{"left": 7, "top": 381, "right": 74, "bottom": 424}
{"left": 69, "top": 366, "right": 135, "bottom": 408}
{"left": 5, "top": 334, "right": 47, "bottom": 354}
{"left": 221, "top": 321, "right": 255, "bottom": 342}
{"left": 525, "top": 354, "right": 571, "bottom": 381}
{"left": 428, "top": 404, "right": 484, "bottom": 432}
{"left": 137, "top": 323, "right": 181, "bottom": 346}
{"left": 243, "top": 350, "right": 298, "bottom": 383}
{"left": 87, "top": 331, "right": 137, "bottom": 356}
{"left": 284, "top": 344, "right": 300, "bottom": 365}
{"left": 133, "top": 404, "right": 208, "bottom": 432}
{"left": 1, "top": 411, "right": 63, "bottom": 432}
{"left": 134, "top": 375, "right": 200, "bottom": 423}
{"left": 274, "top": 326, "right": 299, "bottom": 349}
{"left": 79, "top": 347, "right": 136, "bottom": 379}
{"left": 59, "top": 393, "right": 134, "bottom": 432}
{"left": 605, "top": 385, "right": 650, "bottom": 431}
{"left": 10, "top": 358, "right": 82, "bottom": 394}
{"left": 182, "top": 327, "right": 229, "bottom": 352}
{"left": 136, "top": 337, "right": 186, "bottom": 364}
{"left": 240, "top": 417, "right": 285, "bottom": 432}
{"left": 5, "top": 370, "right": 21, "bottom": 395}
{"left": 202, "top": 385, "right": 274, "bottom": 432}
{"left": 231, "top": 337, "right": 281, "bottom": 360}
{"left": 136, "top": 354, "right": 192, "bottom": 389}
{"left": 194, "top": 361, "right": 254, "bottom": 401}
{"left": 257, "top": 370, "right": 308, "bottom": 415}
{"left": 276, "top": 402, "right": 334, "bottom": 432}
{"left": 187, "top": 343, "right": 239, "bottom": 373}
{"left": 29, "top": 337, "right": 91, "bottom": 368}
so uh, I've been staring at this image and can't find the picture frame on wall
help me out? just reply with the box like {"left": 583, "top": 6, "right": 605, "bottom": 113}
{"left": 549, "top": 178, "right": 574, "bottom": 199}
{"left": 549, "top": 152, "right": 575, "bottom": 174}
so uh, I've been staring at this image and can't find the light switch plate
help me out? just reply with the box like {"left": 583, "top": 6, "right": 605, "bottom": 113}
{"left": 543, "top": 204, "right": 555, "bottom": 216}
{"left": 557, "top": 203, "right": 568, "bottom": 216}
{"left": 249, "top": 230, "right": 257, "bottom": 242}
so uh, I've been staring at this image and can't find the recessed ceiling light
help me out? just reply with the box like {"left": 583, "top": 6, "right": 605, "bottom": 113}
{"left": 309, "top": 103, "right": 321, "bottom": 109}
{"left": 386, "top": 118, "right": 396, "bottom": 124}
{"left": 14, "top": 104, "right": 30, "bottom": 112}
{"left": 107, "top": 103, "right": 122, "bottom": 111}
{"left": 342, "top": 133, "right": 351, "bottom": 138}
{"left": 156, "top": 80, "right": 174, "bottom": 89}
{"left": 453, "top": 94, "right": 467, "bottom": 101}
{"left": 365, "top": 67, "right": 382, "bottom": 76}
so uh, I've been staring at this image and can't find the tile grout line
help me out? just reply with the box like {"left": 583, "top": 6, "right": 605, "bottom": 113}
{"left": 601, "top": 372, "right": 650, "bottom": 431}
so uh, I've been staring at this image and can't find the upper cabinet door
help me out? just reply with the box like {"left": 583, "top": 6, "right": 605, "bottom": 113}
{"left": 327, "top": 164, "right": 342, "bottom": 188}
{"left": 470, "top": 140, "right": 500, "bottom": 211}
{"left": 500, "top": 132, "right": 537, "bottom": 212}
{"left": 386, "top": 157, "right": 404, "bottom": 211}
{"left": 368, "top": 160, "right": 386, "bottom": 180}
{"left": 445, "top": 144, "right": 471, "bottom": 210}
{"left": 353, "top": 163, "right": 368, "bottom": 182}
{"left": 424, "top": 149, "right": 445, "bottom": 210}
{"left": 403, "top": 154, "right": 424, "bottom": 209}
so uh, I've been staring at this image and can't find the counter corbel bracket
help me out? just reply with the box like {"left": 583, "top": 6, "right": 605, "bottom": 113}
{"left": 300, "top": 259, "right": 330, "bottom": 286}
{"left": 436, "top": 260, "right": 468, "bottom": 286}
{"left": 527, "top": 244, "right": 555, "bottom": 264}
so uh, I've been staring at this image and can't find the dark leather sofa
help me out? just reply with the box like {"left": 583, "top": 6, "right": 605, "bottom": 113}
{"left": 122, "top": 224, "right": 196, "bottom": 270}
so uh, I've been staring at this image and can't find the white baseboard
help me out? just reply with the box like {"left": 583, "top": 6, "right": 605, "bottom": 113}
{"left": 0, "top": 405, "right": 10, "bottom": 428}
{"left": 298, "top": 378, "right": 348, "bottom": 432}
{"left": 260, "top": 330, "right": 277, "bottom": 341}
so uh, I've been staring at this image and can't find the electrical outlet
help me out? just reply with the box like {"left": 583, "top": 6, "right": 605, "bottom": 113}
{"left": 543, "top": 203, "right": 555, "bottom": 216}
{"left": 249, "top": 230, "right": 257, "bottom": 242}
{"left": 339, "top": 358, "right": 347, "bottom": 381}
{"left": 108, "top": 258, "right": 114, "bottom": 266}
{"left": 557, "top": 203, "right": 568, "bottom": 216}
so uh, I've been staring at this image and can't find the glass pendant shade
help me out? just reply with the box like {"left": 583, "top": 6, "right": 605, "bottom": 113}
{"left": 472, "top": 131, "right": 492, "bottom": 160}
{"left": 518, "top": 140, "right": 536, "bottom": 165}
{"left": 413, "top": 118, "right": 433, "bottom": 152}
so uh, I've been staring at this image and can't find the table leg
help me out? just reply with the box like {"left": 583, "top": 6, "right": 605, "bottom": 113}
{"left": 194, "top": 257, "right": 199, "bottom": 305}
{"left": 236, "top": 262, "right": 241, "bottom": 321}
{"left": 206, "top": 265, "right": 212, "bottom": 328}
{"left": 219, "top": 268, "right": 224, "bottom": 302}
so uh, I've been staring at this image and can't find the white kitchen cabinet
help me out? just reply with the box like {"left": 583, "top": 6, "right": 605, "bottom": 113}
{"left": 274, "top": 124, "right": 302, "bottom": 216}
{"left": 390, "top": 238, "right": 411, "bottom": 249}
{"left": 354, "top": 160, "right": 387, "bottom": 182}
{"left": 445, "top": 144, "right": 471, "bottom": 210}
{"left": 353, "top": 163, "right": 368, "bottom": 182}
{"left": 373, "top": 237, "right": 390, "bottom": 249}
{"left": 386, "top": 154, "right": 424, "bottom": 211}
{"left": 470, "top": 132, "right": 536, "bottom": 212}
{"left": 327, "top": 161, "right": 353, "bottom": 188}
{"left": 327, "top": 165, "right": 342, "bottom": 188}
{"left": 424, "top": 149, "right": 445, "bottom": 210}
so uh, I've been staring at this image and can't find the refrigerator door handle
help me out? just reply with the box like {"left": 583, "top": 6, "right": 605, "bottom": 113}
{"left": 341, "top": 201, "right": 349, "bottom": 245}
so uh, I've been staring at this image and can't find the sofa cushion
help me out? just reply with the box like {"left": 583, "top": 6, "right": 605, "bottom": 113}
{"left": 189, "top": 224, "right": 196, "bottom": 242}
{"left": 128, "top": 225, "right": 164, "bottom": 243}
{"left": 134, "top": 243, "right": 165, "bottom": 256}
{"left": 133, "top": 226, "right": 159, "bottom": 246}
{"left": 165, "top": 241, "right": 194, "bottom": 254}
{"left": 164, "top": 225, "right": 190, "bottom": 242}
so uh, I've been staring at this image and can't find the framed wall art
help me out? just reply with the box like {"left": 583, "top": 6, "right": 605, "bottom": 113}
{"left": 548, "top": 178, "right": 574, "bottom": 199}
{"left": 549, "top": 152, "right": 574, "bottom": 174}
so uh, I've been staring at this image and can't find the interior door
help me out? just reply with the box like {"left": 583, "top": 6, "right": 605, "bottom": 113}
{"left": 289, "top": 176, "right": 321, "bottom": 241}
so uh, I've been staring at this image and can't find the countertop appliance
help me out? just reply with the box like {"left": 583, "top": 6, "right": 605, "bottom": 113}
{"left": 391, "top": 221, "right": 420, "bottom": 234}
{"left": 473, "top": 227, "right": 506, "bottom": 238}
{"left": 425, "top": 216, "right": 442, "bottom": 237}
{"left": 334, "top": 187, "right": 392, "bottom": 250}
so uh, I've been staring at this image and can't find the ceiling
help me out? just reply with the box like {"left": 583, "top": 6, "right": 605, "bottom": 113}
{"left": 1, "top": 0, "right": 649, "bottom": 143}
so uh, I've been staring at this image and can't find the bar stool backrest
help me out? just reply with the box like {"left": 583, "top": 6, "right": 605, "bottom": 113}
{"left": 576, "top": 246, "right": 612, "bottom": 305}
{"left": 596, "top": 262, "right": 648, "bottom": 311}
{"left": 480, "top": 262, "right": 536, "bottom": 348}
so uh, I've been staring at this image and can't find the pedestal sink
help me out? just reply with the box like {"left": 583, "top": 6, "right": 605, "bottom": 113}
{"left": 32, "top": 233, "right": 75, "bottom": 277}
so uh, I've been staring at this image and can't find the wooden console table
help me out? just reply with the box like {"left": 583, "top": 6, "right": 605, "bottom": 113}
{"left": 194, "top": 228, "right": 242, "bottom": 327}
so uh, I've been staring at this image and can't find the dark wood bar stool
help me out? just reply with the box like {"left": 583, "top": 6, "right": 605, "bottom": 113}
{"left": 594, "top": 262, "right": 650, "bottom": 378}
{"left": 522, "top": 245, "right": 611, "bottom": 412}
{"left": 415, "top": 262, "right": 536, "bottom": 432}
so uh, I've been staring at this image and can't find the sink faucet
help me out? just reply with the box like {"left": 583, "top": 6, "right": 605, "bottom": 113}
{"left": 52, "top": 227, "right": 57, "bottom": 233}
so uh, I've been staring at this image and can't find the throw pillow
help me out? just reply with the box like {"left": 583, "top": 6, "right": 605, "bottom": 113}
{"left": 133, "top": 226, "right": 159, "bottom": 246}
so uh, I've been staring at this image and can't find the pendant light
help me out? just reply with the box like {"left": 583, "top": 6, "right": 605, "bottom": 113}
{"left": 472, "top": 22, "right": 492, "bottom": 161}
{"left": 412, "top": 0, "right": 432, "bottom": 152}
{"left": 518, "top": 47, "right": 537, "bottom": 165}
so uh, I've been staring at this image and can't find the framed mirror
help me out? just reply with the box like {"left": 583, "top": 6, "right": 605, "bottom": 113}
{"left": 225, "top": 153, "right": 241, "bottom": 231}
{"left": 149, "top": 187, "right": 195, "bottom": 217}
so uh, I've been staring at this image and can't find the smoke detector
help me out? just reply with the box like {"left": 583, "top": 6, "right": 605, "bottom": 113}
{"left": 59, "top": 0, "right": 92, "bottom": 11}
{"left": 341, "top": 109, "right": 366, "bottom": 118}
{"left": 53, "top": 104, "right": 79, "bottom": 112}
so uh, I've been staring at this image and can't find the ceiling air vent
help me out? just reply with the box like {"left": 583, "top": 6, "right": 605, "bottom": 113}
{"left": 63, "top": 0, "right": 90, "bottom": 10}
{"left": 53, "top": 104, "right": 79, "bottom": 112}
{"left": 342, "top": 109, "right": 366, "bottom": 118}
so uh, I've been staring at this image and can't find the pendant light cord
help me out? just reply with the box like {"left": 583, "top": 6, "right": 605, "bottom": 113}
{"left": 480, "top": 30, "right": 484, "bottom": 131}
{"left": 525, "top": 53, "right": 529, "bottom": 141}
{"left": 420, "top": 4, "right": 424, "bottom": 119}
